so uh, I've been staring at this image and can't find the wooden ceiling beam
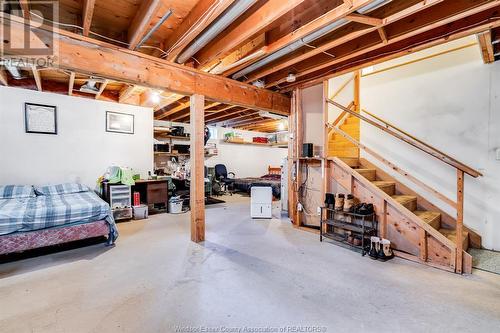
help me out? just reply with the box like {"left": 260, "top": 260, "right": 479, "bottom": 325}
{"left": 245, "top": 0, "right": 442, "bottom": 84}
{"left": 1, "top": 13, "right": 290, "bottom": 114}
{"left": 477, "top": 30, "right": 495, "bottom": 63}
{"left": 95, "top": 79, "right": 109, "bottom": 99}
{"left": 82, "top": 0, "right": 96, "bottom": 37}
{"left": 206, "top": 108, "right": 253, "bottom": 123}
{"left": 30, "top": 65, "right": 42, "bottom": 91}
{"left": 156, "top": 100, "right": 191, "bottom": 120}
{"left": 266, "top": 0, "right": 500, "bottom": 88}
{"left": 119, "top": 85, "right": 139, "bottom": 103}
{"left": 171, "top": 102, "right": 222, "bottom": 122}
{"left": 165, "top": 0, "right": 235, "bottom": 62}
{"left": 212, "top": 111, "right": 258, "bottom": 125}
{"left": 154, "top": 94, "right": 185, "bottom": 111}
{"left": 194, "top": 0, "right": 308, "bottom": 67}
{"left": 68, "top": 72, "right": 75, "bottom": 95}
{"left": 128, "top": 0, "right": 164, "bottom": 50}
{"left": 281, "top": 7, "right": 500, "bottom": 91}
{"left": 346, "top": 13, "right": 383, "bottom": 26}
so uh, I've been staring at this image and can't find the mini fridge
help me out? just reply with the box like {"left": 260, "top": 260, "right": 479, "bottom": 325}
{"left": 250, "top": 186, "right": 273, "bottom": 219}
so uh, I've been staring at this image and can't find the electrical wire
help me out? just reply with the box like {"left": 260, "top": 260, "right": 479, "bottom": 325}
{"left": 279, "top": 16, "right": 500, "bottom": 91}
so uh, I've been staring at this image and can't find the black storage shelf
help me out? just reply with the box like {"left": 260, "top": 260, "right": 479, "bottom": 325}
{"left": 320, "top": 207, "right": 377, "bottom": 256}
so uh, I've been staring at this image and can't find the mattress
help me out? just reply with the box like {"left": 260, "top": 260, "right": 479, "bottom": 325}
{"left": 232, "top": 175, "right": 281, "bottom": 198}
{"left": 0, "top": 191, "right": 118, "bottom": 241}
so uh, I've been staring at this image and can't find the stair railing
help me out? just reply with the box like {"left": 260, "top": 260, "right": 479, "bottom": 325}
{"left": 326, "top": 98, "right": 483, "bottom": 274}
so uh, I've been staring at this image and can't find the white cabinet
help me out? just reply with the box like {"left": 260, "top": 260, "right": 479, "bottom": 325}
{"left": 251, "top": 186, "right": 272, "bottom": 219}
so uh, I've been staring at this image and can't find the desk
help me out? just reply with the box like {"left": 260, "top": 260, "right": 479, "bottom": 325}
{"left": 132, "top": 179, "right": 168, "bottom": 210}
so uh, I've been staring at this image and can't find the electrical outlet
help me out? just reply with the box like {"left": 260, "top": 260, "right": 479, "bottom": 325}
{"left": 496, "top": 148, "right": 500, "bottom": 161}
{"left": 297, "top": 203, "right": 303, "bottom": 212}
{"left": 317, "top": 206, "right": 322, "bottom": 215}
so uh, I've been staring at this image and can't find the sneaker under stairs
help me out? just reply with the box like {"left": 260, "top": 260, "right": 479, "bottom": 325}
{"left": 330, "top": 157, "right": 480, "bottom": 274}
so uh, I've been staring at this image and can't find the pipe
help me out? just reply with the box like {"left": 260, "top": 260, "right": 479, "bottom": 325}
{"left": 176, "top": 0, "right": 258, "bottom": 64}
{"left": 232, "top": 0, "right": 392, "bottom": 80}
{"left": 135, "top": 9, "right": 174, "bottom": 50}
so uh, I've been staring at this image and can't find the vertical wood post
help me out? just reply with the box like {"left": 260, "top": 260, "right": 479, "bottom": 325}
{"left": 295, "top": 88, "right": 303, "bottom": 227}
{"left": 456, "top": 169, "right": 465, "bottom": 273}
{"left": 322, "top": 80, "right": 329, "bottom": 234}
{"left": 190, "top": 94, "right": 205, "bottom": 243}
{"left": 288, "top": 91, "right": 297, "bottom": 219}
{"left": 354, "top": 70, "right": 361, "bottom": 113}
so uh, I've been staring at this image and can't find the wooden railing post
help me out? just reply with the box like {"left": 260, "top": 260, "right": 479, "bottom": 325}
{"left": 456, "top": 169, "right": 465, "bottom": 274}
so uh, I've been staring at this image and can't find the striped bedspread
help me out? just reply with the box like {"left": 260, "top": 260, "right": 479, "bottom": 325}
{"left": 0, "top": 191, "right": 118, "bottom": 241}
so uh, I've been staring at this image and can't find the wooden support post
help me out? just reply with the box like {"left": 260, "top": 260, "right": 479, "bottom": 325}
{"left": 288, "top": 91, "right": 296, "bottom": 219}
{"left": 419, "top": 228, "right": 427, "bottom": 262}
{"left": 190, "top": 94, "right": 205, "bottom": 243}
{"left": 381, "top": 200, "right": 387, "bottom": 239}
{"left": 295, "top": 88, "right": 303, "bottom": 227}
{"left": 322, "top": 80, "right": 329, "bottom": 234}
{"left": 354, "top": 70, "right": 360, "bottom": 113}
{"left": 456, "top": 169, "right": 465, "bottom": 274}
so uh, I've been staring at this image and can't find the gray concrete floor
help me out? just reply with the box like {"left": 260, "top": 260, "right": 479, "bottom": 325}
{"left": 1, "top": 196, "right": 500, "bottom": 333}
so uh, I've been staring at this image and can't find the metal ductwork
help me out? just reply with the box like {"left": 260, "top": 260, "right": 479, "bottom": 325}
{"left": 232, "top": 0, "right": 392, "bottom": 80}
{"left": 176, "top": 0, "right": 259, "bottom": 64}
{"left": 4, "top": 64, "right": 28, "bottom": 80}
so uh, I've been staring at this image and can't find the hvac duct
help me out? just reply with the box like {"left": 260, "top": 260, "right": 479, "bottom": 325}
{"left": 232, "top": 0, "right": 392, "bottom": 80}
{"left": 175, "top": 0, "right": 258, "bottom": 64}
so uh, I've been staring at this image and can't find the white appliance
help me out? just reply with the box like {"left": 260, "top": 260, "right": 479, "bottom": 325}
{"left": 251, "top": 186, "right": 272, "bottom": 219}
{"left": 280, "top": 158, "right": 288, "bottom": 212}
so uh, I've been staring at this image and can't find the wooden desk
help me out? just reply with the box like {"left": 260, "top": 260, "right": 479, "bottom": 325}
{"left": 132, "top": 179, "right": 168, "bottom": 209}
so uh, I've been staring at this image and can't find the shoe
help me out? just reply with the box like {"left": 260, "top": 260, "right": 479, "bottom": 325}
{"left": 335, "top": 194, "right": 344, "bottom": 211}
{"left": 358, "top": 203, "right": 374, "bottom": 215}
{"left": 324, "top": 193, "right": 335, "bottom": 210}
{"left": 369, "top": 236, "right": 380, "bottom": 259}
{"left": 378, "top": 238, "right": 394, "bottom": 261}
{"left": 353, "top": 236, "right": 362, "bottom": 247}
{"left": 347, "top": 235, "right": 354, "bottom": 244}
{"left": 343, "top": 194, "right": 355, "bottom": 212}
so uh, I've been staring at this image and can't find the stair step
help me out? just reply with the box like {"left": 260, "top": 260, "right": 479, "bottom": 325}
{"left": 414, "top": 210, "right": 441, "bottom": 230}
{"left": 372, "top": 181, "right": 396, "bottom": 195}
{"left": 344, "top": 117, "right": 359, "bottom": 125}
{"left": 391, "top": 195, "right": 417, "bottom": 211}
{"left": 339, "top": 124, "right": 359, "bottom": 131}
{"left": 339, "top": 157, "right": 359, "bottom": 167}
{"left": 355, "top": 168, "right": 376, "bottom": 181}
{"left": 439, "top": 228, "right": 469, "bottom": 251}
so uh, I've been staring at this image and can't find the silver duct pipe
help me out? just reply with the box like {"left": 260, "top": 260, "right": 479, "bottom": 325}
{"left": 176, "top": 0, "right": 259, "bottom": 64}
{"left": 135, "top": 9, "right": 173, "bottom": 50}
{"left": 4, "top": 64, "right": 27, "bottom": 80}
{"left": 232, "top": 0, "right": 392, "bottom": 80}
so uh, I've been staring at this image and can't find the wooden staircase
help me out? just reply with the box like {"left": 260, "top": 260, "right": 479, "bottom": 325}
{"left": 325, "top": 99, "right": 483, "bottom": 274}
{"left": 331, "top": 157, "right": 478, "bottom": 274}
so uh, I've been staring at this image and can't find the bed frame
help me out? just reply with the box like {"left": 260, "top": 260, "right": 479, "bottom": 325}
{"left": 268, "top": 166, "right": 281, "bottom": 175}
{"left": 0, "top": 220, "right": 112, "bottom": 256}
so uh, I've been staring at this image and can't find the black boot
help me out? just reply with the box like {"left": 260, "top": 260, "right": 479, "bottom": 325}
{"left": 369, "top": 236, "right": 380, "bottom": 259}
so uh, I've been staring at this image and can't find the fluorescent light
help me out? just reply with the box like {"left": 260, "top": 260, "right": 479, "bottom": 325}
{"left": 259, "top": 111, "right": 287, "bottom": 120}
{"left": 278, "top": 121, "right": 285, "bottom": 131}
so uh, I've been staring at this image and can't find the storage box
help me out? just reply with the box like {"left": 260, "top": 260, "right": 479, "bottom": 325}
{"left": 133, "top": 205, "right": 148, "bottom": 220}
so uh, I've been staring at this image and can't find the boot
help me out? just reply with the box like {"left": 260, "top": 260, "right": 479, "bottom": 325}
{"left": 335, "top": 194, "right": 344, "bottom": 211}
{"left": 324, "top": 193, "right": 335, "bottom": 210}
{"left": 343, "top": 194, "right": 354, "bottom": 212}
{"left": 369, "top": 236, "right": 380, "bottom": 260}
{"left": 378, "top": 239, "right": 394, "bottom": 261}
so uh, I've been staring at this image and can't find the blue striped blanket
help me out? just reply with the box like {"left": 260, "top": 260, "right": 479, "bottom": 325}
{"left": 0, "top": 191, "right": 118, "bottom": 241}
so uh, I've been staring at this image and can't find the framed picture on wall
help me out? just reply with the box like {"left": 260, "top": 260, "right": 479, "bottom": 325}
{"left": 106, "top": 111, "right": 134, "bottom": 134}
{"left": 25, "top": 103, "right": 57, "bottom": 135}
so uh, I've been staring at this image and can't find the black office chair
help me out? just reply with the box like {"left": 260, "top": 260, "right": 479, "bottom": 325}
{"left": 214, "top": 164, "right": 235, "bottom": 195}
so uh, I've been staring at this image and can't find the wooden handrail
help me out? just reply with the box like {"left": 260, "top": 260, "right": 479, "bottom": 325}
{"left": 327, "top": 123, "right": 457, "bottom": 209}
{"left": 331, "top": 101, "right": 355, "bottom": 127}
{"left": 327, "top": 99, "right": 483, "bottom": 178}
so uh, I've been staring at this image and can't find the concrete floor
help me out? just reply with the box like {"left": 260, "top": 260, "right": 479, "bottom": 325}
{"left": 1, "top": 196, "right": 500, "bottom": 333}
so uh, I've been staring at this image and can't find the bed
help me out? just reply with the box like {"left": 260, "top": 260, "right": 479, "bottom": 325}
{"left": 232, "top": 166, "right": 282, "bottom": 198}
{"left": 0, "top": 184, "right": 118, "bottom": 255}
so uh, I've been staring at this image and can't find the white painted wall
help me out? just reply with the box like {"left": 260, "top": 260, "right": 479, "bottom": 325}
{"left": 359, "top": 38, "right": 500, "bottom": 250}
{"left": 154, "top": 120, "right": 288, "bottom": 178}
{"left": 0, "top": 86, "right": 154, "bottom": 188}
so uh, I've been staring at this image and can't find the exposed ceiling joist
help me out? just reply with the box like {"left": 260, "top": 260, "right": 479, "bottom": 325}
{"left": 95, "top": 79, "right": 109, "bottom": 99}
{"left": 164, "top": 0, "right": 235, "bottom": 61}
{"left": 154, "top": 94, "right": 185, "bottom": 111}
{"left": 267, "top": 0, "right": 500, "bottom": 88}
{"left": 119, "top": 85, "right": 139, "bottom": 103}
{"left": 68, "top": 72, "right": 75, "bottom": 95}
{"left": 477, "top": 30, "right": 495, "bottom": 63}
{"left": 156, "top": 100, "right": 191, "bottom": 120}
{"left": 82, "top": 0, "right": 96, "bottom": 37}
{"left": 30, "top": 65, "right": 42, "bottom": 91}
{"left": 194, "top": 0, "right": 308, "bottom": 67}
{"left": 245, "top": 0, "right": 443, "bottom": 84}
{"left": 346, "top": 13, "right": 383, "bottom": 26}
{"left": 1, "top": 14, "right": 290, "bottom": 114}
{"left": 128, "top": 0, "right": 163, "bottom": 50}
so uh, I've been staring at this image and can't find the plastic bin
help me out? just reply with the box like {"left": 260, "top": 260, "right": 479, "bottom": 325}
{"left": 168, "top": 197, "right": 183, "bottom": 214}
{"left": 133, "top": 205, "right": 148, "bottom": 220}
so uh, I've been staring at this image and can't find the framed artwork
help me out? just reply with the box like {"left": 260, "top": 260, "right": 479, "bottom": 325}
{"left": 106, "top": 111, "right": 134, "bottom": 134}
{"left": 24, "top": 103, "right": 57, "bottom": 135}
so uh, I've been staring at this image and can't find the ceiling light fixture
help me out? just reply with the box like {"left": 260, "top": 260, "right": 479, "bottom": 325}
{"left": 252, "top": 80, "right": 265, "bottom": 88}
{"left": 286, "top": 73, "right": 296, "bottom": 83}
{"left": 151, "top": 91, "right": 161, "bottom": 104}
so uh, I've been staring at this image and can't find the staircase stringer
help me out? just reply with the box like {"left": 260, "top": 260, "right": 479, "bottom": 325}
{"left": 331, "top": 157, "right": 472, "bottom": 273}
